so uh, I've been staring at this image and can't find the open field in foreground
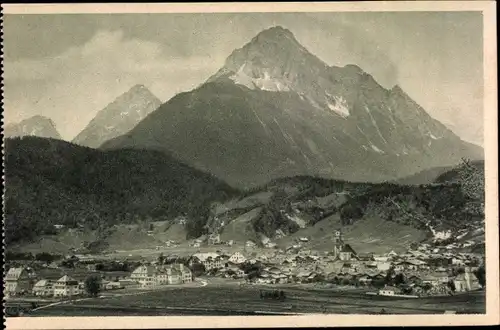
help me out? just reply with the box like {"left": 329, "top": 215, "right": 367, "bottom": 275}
{"left": 24, "top": 284, "right": 485, "bottom": 316}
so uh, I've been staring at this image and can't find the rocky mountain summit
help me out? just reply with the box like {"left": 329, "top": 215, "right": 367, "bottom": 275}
{"left": 72, "top": 84, "right": 162, "bottom": 148}
{"left": 101, "top": 26, "right": 483, "bottom": 188}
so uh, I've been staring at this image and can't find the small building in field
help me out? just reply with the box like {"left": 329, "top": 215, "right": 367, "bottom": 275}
{"left": 378, "top": 286, "right": 403, "bottom": 296}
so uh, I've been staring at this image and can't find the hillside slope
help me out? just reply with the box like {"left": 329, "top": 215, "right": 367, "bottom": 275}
{"left": 3, "top": 137, "right": 239, "bottom": 246}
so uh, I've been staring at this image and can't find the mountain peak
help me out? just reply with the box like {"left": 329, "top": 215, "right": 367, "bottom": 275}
{"left": 127, "top": 84, "right": 153, "bottom": 95}
{"left": 206, "top": 26, "right": 327, "bottom": 92}
{"left": 72, "top": 85, "right": 162, "bottom": 148}
{"left": 4, "top": 115, "right": 62, "bottom": 140}
{"left": 27, "top": 115, "right": 56, "bottom": 126}
{"left": 246, "top": 25, "right": 304, "bottom": 53}
{"left": 253, "top": 26, "right": 296, "bottom": 41}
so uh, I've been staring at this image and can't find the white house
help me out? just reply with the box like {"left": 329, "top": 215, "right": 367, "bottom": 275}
{"left": 130, "top": 265, "right": 157, "bottom": 287}
{"left": 131, "top": 264, "right": 192, "bottom": 288}
{"left": 191, "top": 252, "right": 222, "bottom": 270}
{"left": 246, "top": 241, "right": 257, "bottom": 248}
{"left": 53, "top": 275, "right": 83, "bottom": 298}
{"left": 4, "top": 267, "right": 34, "bottom": 296}
{"left": 229, "top": 252, "right": 247, "bottom": 264}
{"left": 378, "top": 286, "right": 402, "bottom": 296}
{"left": 33, "top": 279, "right": 54, "bottom": 297}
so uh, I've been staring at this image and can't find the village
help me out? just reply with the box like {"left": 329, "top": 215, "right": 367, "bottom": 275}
{"left": 4, "top": 229, "right": 485, "bottom": 309}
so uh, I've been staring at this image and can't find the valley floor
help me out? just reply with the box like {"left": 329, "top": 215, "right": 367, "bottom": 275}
{"left": 11, "top": 278, "right": 485, "bottom": 317}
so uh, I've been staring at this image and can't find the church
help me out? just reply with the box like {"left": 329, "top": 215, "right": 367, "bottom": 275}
{"left": 331, "top": 230, "right": 358, "bottom": 261}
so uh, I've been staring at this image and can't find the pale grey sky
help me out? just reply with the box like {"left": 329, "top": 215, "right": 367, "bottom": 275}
{"left": 3, "top": 12, "right": 484, "bottom": 145}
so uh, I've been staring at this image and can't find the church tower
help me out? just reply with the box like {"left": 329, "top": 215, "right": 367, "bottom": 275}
{"left": 332, "top": 229, "right": 344, "bottom": 259}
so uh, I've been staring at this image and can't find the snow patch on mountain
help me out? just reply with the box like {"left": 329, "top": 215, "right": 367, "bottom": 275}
{"left": 229, "top": 65, "right": 290, "bottom": 92}
{"left": 370, "top": 144, "right": 384, "bottom": 154}
{"left": 254, "top": 71, "right": 291, "bottom": 92}
{"left": 326, "top": 94, "right": 350, "bottom": 118}
{"left": 365, "top": 106, "right": 388, "bottom": 145}
{"left": 229, "top": 64, "right": 256, "bottom": 90}
{"left": 428, "top": 132, "right": 442, "bottom": 140}
{"left": 251, "top": 108, "right": 269, "bottom": 133}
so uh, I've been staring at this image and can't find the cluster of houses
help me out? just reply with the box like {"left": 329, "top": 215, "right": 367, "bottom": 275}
{"left": 4, "top": 268, "right": 86, "bottom": 298}
{"left": 4, "top": 262, "right": 194, "bottom": 299}
{"left": 5, "top": 230, "right": 484, "bottom": 300}
{"left": 184, "top": 232, "right": 484, "bottom": 296}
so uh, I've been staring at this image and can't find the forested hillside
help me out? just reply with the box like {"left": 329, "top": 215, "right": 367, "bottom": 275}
{"left": 4, "top": 137, "right": 239, "bottom": 246}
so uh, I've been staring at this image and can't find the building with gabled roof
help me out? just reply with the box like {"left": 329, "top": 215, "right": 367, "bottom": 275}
{"left": 379, "top": 285, "right": 403, "bottom": 296}
{"left": 33, "top": 279, "right": 54, "bottom": 297}
{"left": 4, "top": 267, "right": 33, "bottom": 296}
{"left": 454, "top": 269, "right": 481, "bottom": 292}
{"left": 228, "top": 252, "right": 246, "bottom": 264}
{"left": 132, "top": 263, "right": 192, "bottom": 288}
{"left": 53, "top": 275, "right": 83, "bottom": 297}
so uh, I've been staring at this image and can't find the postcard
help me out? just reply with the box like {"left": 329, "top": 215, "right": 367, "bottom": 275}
{"left": 2, "top": 1, "right": 498, "bottom": 328}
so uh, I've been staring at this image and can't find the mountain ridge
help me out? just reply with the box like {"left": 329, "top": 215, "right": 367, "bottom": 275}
{"left": 101, "top": 26, "right": 483, "bottom": 188}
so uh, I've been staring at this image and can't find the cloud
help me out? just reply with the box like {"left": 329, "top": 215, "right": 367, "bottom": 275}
{"left": 3, "top": 29, "right": 220, "bottom": 140}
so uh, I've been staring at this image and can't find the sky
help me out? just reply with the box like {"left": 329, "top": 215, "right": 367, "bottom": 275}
{"left": 3, "top": 12, "right": 484, "bottom": 145}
